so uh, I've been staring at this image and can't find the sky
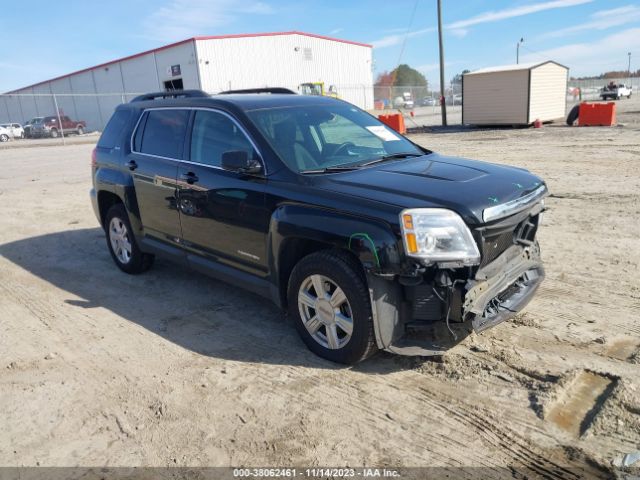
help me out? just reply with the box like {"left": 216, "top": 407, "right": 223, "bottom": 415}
{"left": 0, "top": 0, "right": 638, "bottom": 92}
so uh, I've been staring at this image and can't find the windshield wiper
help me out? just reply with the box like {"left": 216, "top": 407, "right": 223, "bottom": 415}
{"left": 357, "top": 152, "right": 423, "bottom": 167}
{"left": 300, "top": 152, "right": 423, "bottom": 174}
{"left": 300, "top": 165, "right": 360, "bottom": 174}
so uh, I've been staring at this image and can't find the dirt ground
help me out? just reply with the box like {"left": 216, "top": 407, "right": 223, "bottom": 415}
{"left": 1, "top": 98, "right": 639, "bottom": 478}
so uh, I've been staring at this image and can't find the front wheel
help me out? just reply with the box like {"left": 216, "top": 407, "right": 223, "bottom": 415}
{"left": 77, "top": 126, "right": 84, "bottom": 135}
{"left": 50, "top": 129, "right": 58, "bottom": 138}
{"left": 0, "top": 134, "right": 8, "bottom": 142}
{"left": 288, "top": 250, "right": 377, "bottom": 364}
{"left": 105, "top": 204, "right": 154, "bottom": 274}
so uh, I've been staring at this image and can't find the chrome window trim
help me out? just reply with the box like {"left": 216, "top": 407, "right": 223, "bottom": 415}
{"left": 482, "top": 184, "right": 548, "bottom": 222}
{"left": 129, "top": 106, "right": 267, "bottom": 175}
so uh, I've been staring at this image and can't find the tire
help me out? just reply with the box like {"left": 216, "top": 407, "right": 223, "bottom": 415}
{"left": 287, "top": 250, "right": 377, "bottom": 364}
{"left": 77, "top": 126, "right": 84, "bottom": 135}
{"left": 104, "top": 204, "right": 154, "bottom": 274}
{"left": 566, "top": 104, "right": 580, "bottom": 126}
{"left": 50, "top": 128, "right": 58, "bottom": 138}
{"left": 0, "top": 134, "right": 8, "bottom": 142}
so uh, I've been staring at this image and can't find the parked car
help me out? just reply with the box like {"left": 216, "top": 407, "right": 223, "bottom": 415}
{"left": 0, "top": 123, "right": 24, "bottom": 139}
{"left": 31, "top": 115, "right": 86, "bottom": 138}
{"left": 0, "top": 125, "right": 13, "bottom": 142}
{"left": 420, "top": 97, "right": 437, "bottom": 107}
{"left": 23, "top": 117, "right": 43, "bottom": 138}
{"left": 91, "top": 89, "right": 547, "bottom": 364}
{"left": 446, "top": 94, "right": 463, "bottom": 105}
{"left": 600, "top": 83, "right": 632, "bottom": 100}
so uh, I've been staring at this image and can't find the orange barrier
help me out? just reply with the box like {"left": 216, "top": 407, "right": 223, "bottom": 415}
{"left": 378, "top": 113, "right": 406, "bottom": 134}
{"left": 578, "top": 102, "right": 616, "bottom": 126}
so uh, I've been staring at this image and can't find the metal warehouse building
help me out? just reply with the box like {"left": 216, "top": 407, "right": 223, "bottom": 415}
{"left": 1, "top": 31, "right": 373, "bottom": 131}
{"left": 462, "top": 61, "right": 568, "bottom": 126}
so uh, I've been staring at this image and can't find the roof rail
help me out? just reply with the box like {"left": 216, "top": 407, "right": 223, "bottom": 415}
{"left": 219, "top": 87, "right": 296, "bottom": 95}
{"left": 130, "top": 90, "right": 209, "bottom": 102}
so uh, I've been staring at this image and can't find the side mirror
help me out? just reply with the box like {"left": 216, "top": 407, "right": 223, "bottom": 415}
{"left": 221, "top": 150, "right": 262, "bottom": 174}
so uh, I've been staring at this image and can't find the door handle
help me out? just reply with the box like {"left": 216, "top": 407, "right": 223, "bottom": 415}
{"left": 126, "top": 160, "right": 138, "bottom": 171}
{"left": 180, "top": 172, "right": 199, "bottom": 184}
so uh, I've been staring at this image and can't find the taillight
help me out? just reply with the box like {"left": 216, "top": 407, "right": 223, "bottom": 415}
{"left": 91, "top": 148, "right": 97, "bottom": 167}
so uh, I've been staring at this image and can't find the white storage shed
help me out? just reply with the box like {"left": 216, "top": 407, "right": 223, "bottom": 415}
{"left": 462, "top": 61, "right": 568, "bottom": 126}
{"left": 1, "top": 31, "right": 374, "bottom": 131}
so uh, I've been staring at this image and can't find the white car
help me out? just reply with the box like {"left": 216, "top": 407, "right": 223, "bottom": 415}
{"left": 0, "top": 125, "right": 13, "bottom": 142}
{"left": 0, "top": 123, "right": 24, "bottom": 139}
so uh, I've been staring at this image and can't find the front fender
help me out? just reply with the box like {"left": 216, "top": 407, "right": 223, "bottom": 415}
{"left": 268, "top": 203, "right": 401, "bottom": 275}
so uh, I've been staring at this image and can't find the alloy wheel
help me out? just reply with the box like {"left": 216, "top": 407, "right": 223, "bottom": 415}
{"left": 298, "top": 274, "right": 354, "bottom": 349}
{"left": 109, "top": 217, "right": 132, "bottom": 264}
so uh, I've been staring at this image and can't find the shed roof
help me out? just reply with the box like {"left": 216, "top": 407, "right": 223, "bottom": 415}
{"left": 465, "top": 60, "right": 568, "bottom": 76}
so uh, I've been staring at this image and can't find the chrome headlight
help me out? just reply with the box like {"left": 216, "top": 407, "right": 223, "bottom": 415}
{"left": 400, "top": 208, "right": 480, "bottom": 266}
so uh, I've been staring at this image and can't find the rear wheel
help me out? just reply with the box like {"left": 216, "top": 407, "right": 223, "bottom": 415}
{"left": 50, "top": 128, "right": 58, "bottom": 138}
{"left": 288, "top": 250, "right": 377, "bottom": 364}
{"left": 77, "top": 126, "right": 84, "bottom": 135}
{"left": 105, "top": 204, "right": 154, "bottom": 274}
{"left": 0, "top": 134, "right": 8, "bottom": 142}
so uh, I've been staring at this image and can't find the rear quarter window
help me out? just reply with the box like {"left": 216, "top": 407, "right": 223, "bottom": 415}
{"left": 98, "top": 110, "right": 131, "bottom": 149}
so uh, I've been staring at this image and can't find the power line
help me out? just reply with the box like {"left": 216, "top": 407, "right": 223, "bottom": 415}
{"left": 391, "top": 0, "right": 421, "bottom": 83}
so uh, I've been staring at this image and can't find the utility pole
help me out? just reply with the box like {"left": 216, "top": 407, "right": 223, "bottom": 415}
{"left": 517, "top": 38, "right": 524, "bottom": 64}
{"left": 629, "top": 52, "right": 632, "bottom": 83}
{"left": 437, "top": 0, "right": 447, "bottom": 126}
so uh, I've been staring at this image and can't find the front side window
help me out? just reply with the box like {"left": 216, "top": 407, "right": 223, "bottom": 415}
{"left": 139, "top": 109, "right": 189, "bottom": 159}
{"left": 247, "top": 104, "right": 423, "bottom": 173}
{"left": 190, "top": 110, "right": 256, "bottom": 167}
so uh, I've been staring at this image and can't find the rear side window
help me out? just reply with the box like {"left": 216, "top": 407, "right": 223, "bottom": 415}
{"left": 139, "top": 109, "right": 189, "bottom": 159}
{"left": 98, "top": 110, "right": 130, "bottom": 149}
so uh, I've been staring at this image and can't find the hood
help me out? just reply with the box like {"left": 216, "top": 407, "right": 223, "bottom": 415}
{"left": 314, "top": 153, "right": 546, "bottom": 225}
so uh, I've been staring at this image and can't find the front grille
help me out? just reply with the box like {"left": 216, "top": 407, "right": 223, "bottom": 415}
{"left": 480, "top": 231, "right": 514, "bottom": 268}
{"left": 478, "top": 213, "right": 540, "bottom": 268}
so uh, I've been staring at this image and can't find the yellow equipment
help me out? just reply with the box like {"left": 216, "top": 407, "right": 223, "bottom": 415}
{"left": 299, "top": 82, "right": 339, "bottom": 98}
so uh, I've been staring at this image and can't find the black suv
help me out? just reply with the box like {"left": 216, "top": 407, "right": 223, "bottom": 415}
{"left": 91, "top": 89, "right": 547, "bottom": 364}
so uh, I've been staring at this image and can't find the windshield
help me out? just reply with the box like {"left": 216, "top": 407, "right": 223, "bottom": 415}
{"left": 247, "top": 104, "right": 423, "bottom": 173}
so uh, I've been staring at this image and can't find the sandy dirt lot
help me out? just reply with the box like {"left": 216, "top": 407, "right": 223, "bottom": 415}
{"left": 1, "top": 99, "right": 639, "bottom": 478}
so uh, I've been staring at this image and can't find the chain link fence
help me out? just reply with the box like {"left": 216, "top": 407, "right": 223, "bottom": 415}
{"left": 1, "top": 78, "right": 637, "bottom": 146}
{"left": 567, "top": 77, "right": 639, "bottom": 101}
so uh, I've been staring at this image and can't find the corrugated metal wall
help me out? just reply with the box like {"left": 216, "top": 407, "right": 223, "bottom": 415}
{"left": 529, "top": 63, "right": 568, "bottom": 122}
{"left": 1, "top": 40, "right": 200, "bottom": 131}
{"left": 1, "top": 34, "right": 373, "bottom": 130}
{"left": 195, "top": 34, "right": 374, "bottom": 109}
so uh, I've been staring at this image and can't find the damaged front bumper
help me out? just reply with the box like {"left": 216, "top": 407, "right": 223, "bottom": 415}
{"left": 464, "top": 243, "right": 544, "bottom": 333}
{"left": 369, "top": 242, "right": 544, "bottom": 356}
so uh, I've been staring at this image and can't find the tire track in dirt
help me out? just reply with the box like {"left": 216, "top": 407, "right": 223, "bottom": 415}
{"left": 414, "top": 386, "right": 609, "bottom": 479}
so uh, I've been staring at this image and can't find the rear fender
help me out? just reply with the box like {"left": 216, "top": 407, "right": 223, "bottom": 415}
{"left": 94, "top": 167, "right": 142, "bottom": 237}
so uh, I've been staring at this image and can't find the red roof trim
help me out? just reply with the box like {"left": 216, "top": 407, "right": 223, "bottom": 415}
{"left": 5, "top": 31, "right": 371, "bottom": 94}
{"left": 193, "top": 31, "right": 373, "bottom": 48}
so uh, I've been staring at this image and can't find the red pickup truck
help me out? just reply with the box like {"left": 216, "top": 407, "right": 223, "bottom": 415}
{"left": 31, "top": 115, "right": 86, "bottom": 138}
